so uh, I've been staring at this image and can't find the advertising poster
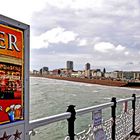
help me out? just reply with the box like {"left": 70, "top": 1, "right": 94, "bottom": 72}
{"left": 0, "top": 24, "right": 24, "bottom": 125}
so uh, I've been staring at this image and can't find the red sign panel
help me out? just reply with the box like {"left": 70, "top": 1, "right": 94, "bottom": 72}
{"left": 0, "top": 24, "right": 23, "bottom": 124}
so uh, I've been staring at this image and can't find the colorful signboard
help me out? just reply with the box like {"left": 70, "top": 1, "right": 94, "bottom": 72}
{"left": 0, "top": 24, "right": 24, "bottom": 125}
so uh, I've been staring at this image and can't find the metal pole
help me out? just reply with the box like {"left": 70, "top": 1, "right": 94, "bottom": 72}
{"left": 67, "top": 105, "right": 76, "bottom": 140}
{"left": 130, "top": 94, "right": 138, "bottom": 136}
{"left": 132, "top": 94, "right": 136, "bottom": 134}
{"left": 111, "top": 97, "right": 116, "bottom": 140}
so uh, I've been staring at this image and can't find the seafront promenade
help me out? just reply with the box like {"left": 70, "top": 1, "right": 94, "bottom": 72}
{"left": 31, "top": 74, "right": 127, "bottom": 87}
{"left": 30, "top": 74, "right": 140, "bottom": 88}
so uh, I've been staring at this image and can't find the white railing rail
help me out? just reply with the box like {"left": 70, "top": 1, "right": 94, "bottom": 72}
{"left": 76, "top": 102, "right": 113, "bottom": 116}
{"left": 29, "top": 102, "right": 115, "bottom": 131}
{"left": 29, "top": 112, "right": 71, "bottom": 131}
{"left": 28, "top": 94, "right": 140, "bottom": 140}
{"left": 116, "top": 97, "right": 133, "bottom": 104}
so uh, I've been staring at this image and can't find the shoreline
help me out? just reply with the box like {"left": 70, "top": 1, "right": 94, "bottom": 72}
{"left": 30, "top": 74, "right": 139, "bottom": 88}
{"left": 46, "top": 75, "right": 127, "bottom": 87}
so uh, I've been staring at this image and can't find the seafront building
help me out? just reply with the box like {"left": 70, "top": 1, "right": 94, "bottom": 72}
{"left": 92, "top": 69, "right": 102, "bottom": 78}
{"left": 85, "top": 63, "right": 90, "bottom": 70}
{"left": 40, "top": 67, "right": 49, "bottom": 75}
{"left": 32, "top": 70, "right": 39, "bottom": 75}
{"left": 66, "top": 61, "right": 73, "bottom": 70}
{"left": 84, "top": 63, "right": 91, "bottom": 78}
{"left": 104, "top": 71, "right": 140, "bottom": 81}
{"left": 32, "top": 61, "right": 140, "bottom": 82}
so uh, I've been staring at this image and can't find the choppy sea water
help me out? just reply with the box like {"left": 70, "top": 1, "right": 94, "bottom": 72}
{"left": 30, "top": 77, "right": 140, "bottom": 140}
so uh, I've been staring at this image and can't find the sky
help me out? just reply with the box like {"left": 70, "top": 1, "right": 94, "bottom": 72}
{"left": 1, "top": 0, "right": 140, "bottom": 71}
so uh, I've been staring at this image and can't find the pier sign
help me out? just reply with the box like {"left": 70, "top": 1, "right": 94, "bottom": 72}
{"left": 0, "top": 15, "right": 30, "bottom": 140}
{"left": 0, "top": 24, "right": 23, "bottom": 125}
{"left": 93, "top": 110, "right": 107, "bottom": 140}
{"left": 92, "top": 110, "right": 102, "bottom": 127}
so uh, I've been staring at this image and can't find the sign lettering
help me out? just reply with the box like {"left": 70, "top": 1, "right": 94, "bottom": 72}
{"left": 93, "top": 110, "right": 102, "bottom": 127}
{"left": 8, "top": 33, "right": 20, "bottom": 52}
{"left": 0, "top": 31, "right": 20, "bottom": 51}
{"left": 0, "top": 31, "right": 5, "bottom": 49}
{"left": 0, "top": 25, "right": 22, "bottom": 58}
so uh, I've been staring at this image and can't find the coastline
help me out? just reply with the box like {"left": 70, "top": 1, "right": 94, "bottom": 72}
{"left": 46, "top": 75, "right": 127, "bottom": 87}
{"left": 30, "top": 74, "right": 133, "bottom": 87}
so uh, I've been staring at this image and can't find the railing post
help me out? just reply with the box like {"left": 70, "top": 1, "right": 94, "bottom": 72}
{"left": 67, "top": 105, "right": 76, "bottom": 140}
{"left": 130, "top": 94, "right": 138, "bottom": 136}
{"left": 111, "top": 97, "right": 116, "bottom": 140}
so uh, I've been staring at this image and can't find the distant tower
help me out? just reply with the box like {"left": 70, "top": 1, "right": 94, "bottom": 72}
{"left": 66, "top": 61, "right": 73, "bottom": 70}
{"left": 103, "top": 68, "right": 106, "bottom": 73}
{"left": 41, "top": 67, "right": 49, "bottom": 75}
{"left": 103, "top": 68, "right": 106, "bottom": 77}
{"left": 43, "top": 67, "right": 49, "bottom": 72}
{"left": 85, "top": 63, "right": 90, "bottom": 70}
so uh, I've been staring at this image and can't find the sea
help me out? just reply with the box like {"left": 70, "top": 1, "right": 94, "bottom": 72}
{"left": 30, "top": 77, "right": 140, "bottom": 140}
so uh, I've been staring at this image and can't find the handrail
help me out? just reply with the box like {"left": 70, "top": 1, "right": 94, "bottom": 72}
{"left": 76, "top": 102, "right": 113, "bottom": 116}
{"left": 28, "top": 95, "right": 137, "bottom": 131}
{"left": 136, "top": 95, "right": 140, "bottom": 99}
{"left": 27, "top": 94, "right": 140, "bottom": 140}
{"left": 29, "top": 112, "right": 71, "bottom": 131}
{"left": 117, "top": 97, "right": 133, "bottom": 104}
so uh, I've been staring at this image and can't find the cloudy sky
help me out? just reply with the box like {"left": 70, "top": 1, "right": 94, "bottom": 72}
{"left": 1, "top": 0, "right": 140, "bottom": 71}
